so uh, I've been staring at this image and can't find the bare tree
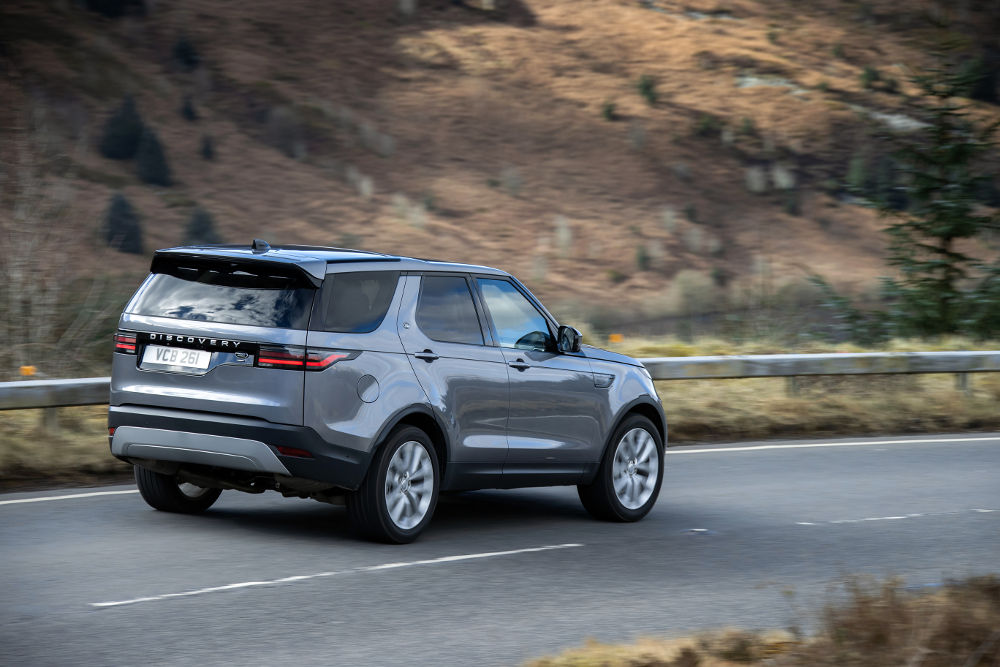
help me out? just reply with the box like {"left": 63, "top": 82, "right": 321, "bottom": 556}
{"left": 0, "top": 109, "right": 119, "bottom": 379}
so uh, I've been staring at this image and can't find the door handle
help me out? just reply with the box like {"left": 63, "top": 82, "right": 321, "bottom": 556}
{"left": 508, "top": 359, "right": 530, "bottom": 371}
{"left": 414, "top": 350, "right": 439, "bottom": 362}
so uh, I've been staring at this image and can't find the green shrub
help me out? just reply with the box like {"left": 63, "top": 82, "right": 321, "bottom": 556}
{"left": 784, "top": 190, "right": 802, "bottom": 216}
{"left": 172, "top": 35, "right": 201, "bottom": 72}
{"left": 767, "top": 30, "right": 779, "bottom": 45}
{"left": 103, "top": 193, "right": 143, "bottom": 254}
{"left": 607, "top": 269, "right": 627, "bottom": 284}
{"left": 601, "top": 100, "right": 617, "bottom": 121}
{"left": 832, "top": 43, "right": 846, "bottom": 60}
{"left": 684, "top": 203, "right": 698, "bottom": 223}
{"left": 637, "top": 74, "right": 658, "bottom": 105}
{"left": 98, "top": 96, "right": 143, "bottom": 160}
{"left": 636, "top": 244, "right": 650, "bottom": 271}
{"left": 739, "top": 116, "right": 757, "bottom": 136}
{"left": 183, "top": 207, "right": 221, "bottom": 245}
{"left": 180, "top": 95, "right": 198, "bottom": 121}
{"left": 959, "top": 56, "right": 999, "bottom": 104}
{"left": 694, "top": 113, "right": 722, "bottom": 137}
{"left": 860, "top": 65, "right": 880, "bottom": 90}
{"left": 135, "top": 127, "right": 172, "bottom": 186}
{"left": 200, "top": 135, "right": 215, "bottom": 160}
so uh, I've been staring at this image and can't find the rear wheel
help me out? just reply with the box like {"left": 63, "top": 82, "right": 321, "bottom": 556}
{"left": 578, "top": 414, "right": 663, "bottom": 521}
{"left": 134, "top": 465, "right": 222, "bottom": 513}
{"left": 347, "top": 426, "right": 440, "bottom": 543}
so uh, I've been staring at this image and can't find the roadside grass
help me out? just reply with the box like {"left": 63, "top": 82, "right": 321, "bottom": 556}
{"left": 0, "top": 406, "right": 130, "bottom": 491}
{"left": 526, "top": 575, "right": 1000, "bottom": 667}
{"left": 2, "top": 337, "right": 999, "bottom": 485}
{"left": 616, "top": 336, "right": 1000, "bottom": 442}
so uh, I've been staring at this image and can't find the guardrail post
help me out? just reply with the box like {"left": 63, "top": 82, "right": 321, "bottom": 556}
{"left": 785, "top": 376, "right": 800, "bottom": 397}
{"left": 955, "top": 372, "right": 972, "bottom": 396}
{"left": 41, "top": 407, "right": 59, "bottom": 433}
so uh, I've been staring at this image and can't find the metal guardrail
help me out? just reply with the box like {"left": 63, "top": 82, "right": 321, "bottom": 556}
{"left": 0, "top": 377, "right": 111, "bottom": 410}
{"left": 2, "top": 351, "right": 999, "bottom": 412}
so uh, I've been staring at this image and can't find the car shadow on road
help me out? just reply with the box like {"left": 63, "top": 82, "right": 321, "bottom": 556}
{"left": 185, "top": 487, "right": 591, "bottom": 542}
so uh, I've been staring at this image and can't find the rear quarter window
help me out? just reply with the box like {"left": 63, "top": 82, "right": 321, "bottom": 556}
{"left": 311, "top": 271, "right": 400, "bottom": 333}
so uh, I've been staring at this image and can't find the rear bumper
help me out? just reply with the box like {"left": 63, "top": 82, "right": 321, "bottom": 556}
{"left": 108, "top": 405, "right": 371, "bottom": 490}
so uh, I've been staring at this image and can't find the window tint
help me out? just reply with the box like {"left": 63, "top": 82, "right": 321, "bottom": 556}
{"left": 478, "top": 279, "right": 554, "bottom": 351}
{"left": 312, "top": 271, "right": 399, "bottom": 333}
{"left": 416, "top": 276, "right": 484, "bottom": 345}
{"left": 130, "top": 260, "right": 315, "bottom": 329}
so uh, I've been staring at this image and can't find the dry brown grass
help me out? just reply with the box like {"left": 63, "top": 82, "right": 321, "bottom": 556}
{"left": 0, "top": 406, "right": 130, "bottom": 491}
{"left": 526, "top": 576, "right": 1000, "bottom": 667}
{"left": 4, "top": 0, "right": 996, "bottom": 316}
{"left": 3, "top": 338, "right": 1000, "bottom": 484}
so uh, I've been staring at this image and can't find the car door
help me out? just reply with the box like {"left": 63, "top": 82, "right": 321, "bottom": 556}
{"left": 474, "top": 276, "right": 603, "bottom": 485}
{"left": 396, "top": 274, "right": 509, "bottom": 489}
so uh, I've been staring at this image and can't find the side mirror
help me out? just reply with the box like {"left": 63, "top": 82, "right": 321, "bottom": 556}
{"left": 557, "top": 325, "right": 582, "bottom": 354}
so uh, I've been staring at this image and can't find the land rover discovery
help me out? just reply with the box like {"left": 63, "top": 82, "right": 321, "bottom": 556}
{"left": 109, "top": 240, "right": 667, "bottom": 542}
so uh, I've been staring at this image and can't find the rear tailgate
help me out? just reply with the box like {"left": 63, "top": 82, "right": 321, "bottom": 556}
{"left": 111, "top": 255, "right": 318, "bottom": 426}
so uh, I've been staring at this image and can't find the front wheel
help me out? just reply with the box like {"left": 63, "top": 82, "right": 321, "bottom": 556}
{"left": 134, "top": 465, "right": 222, "bottom": 513}
{"left": 347, "top": 426, "right": 440, "bottom": 543}
{"left": 578, "top": 415, "right": 663, "bottom": 521}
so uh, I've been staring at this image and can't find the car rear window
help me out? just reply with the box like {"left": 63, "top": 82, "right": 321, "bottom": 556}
{"left": 311, "top": 271, "right": 400, "bottom": 333}
{"left": 130, "top": 259, "right": 316, "bottom": 329}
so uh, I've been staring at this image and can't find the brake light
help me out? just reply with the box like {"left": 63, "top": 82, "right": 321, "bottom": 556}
{"left": 257, "top": 345, "right": 306, "bottom": 369}
{"left": 114, "top": 331, "right": 137, "bottom": 354}
{"left": 256, "top": 346, "right": 357, "bottom": 371}
{"left": 306, "top": 350, "right": 351, "bottom": 370}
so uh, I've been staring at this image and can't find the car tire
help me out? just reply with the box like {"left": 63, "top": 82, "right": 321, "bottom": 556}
{"left": 134, "top": 465, "right": 222, "bottom": 513}
{"left": 347, "top": 425, "right": 440, "bottom": 544}
{"left": 578, "top": 414, "right": 663, "bottom": 522}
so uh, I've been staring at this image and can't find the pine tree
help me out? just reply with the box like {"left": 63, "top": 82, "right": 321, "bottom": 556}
{"left": 880, "top": 59, "right": 998, "bottom": 336}
{"left": 103, "top": 194, "right": 143, "bottom": 254}
{"left": 183, "top": 208, "right": 221, "bottom": 245}
{"left": 98, "top": 96, "right": 143, "bottom": 160}
{"left": 813, "top": 56, "right": 999, "bottom": 341}
{"left": 136, "top": 127, "right": 172, "bottom": 186}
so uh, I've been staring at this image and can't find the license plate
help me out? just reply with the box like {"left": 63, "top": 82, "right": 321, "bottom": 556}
{"left": 142, "top": 345, "right": 212, "bottom": 370}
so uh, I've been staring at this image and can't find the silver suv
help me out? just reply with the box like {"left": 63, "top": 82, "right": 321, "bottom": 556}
{"left": 109, "top": 241, "right": 667, "bottom": 542}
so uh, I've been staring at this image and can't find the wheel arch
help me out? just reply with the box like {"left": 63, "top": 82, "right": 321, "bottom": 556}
{"left": 584, "top": 397, "right": 666, "bottom": 485}
{"left": 370, "top": 405, "right": 450, "bottom": 477}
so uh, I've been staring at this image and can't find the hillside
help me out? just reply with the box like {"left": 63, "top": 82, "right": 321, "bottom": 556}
{"left": 1, "top": 0, "right": 998, "bottom": 326}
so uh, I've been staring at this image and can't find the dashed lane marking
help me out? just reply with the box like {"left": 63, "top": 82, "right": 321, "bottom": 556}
{"left": 796, "top": 508, "right": 999, "bottom": 526}
{"left": 0, "top": 489, "right": 139, "bottom": 506}
{"left": 90, "top": 543, "right": 584, "bottom": 608}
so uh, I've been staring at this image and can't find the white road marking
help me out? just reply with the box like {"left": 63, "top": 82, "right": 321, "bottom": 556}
{"left": 90, "top": 543, "right": 583, "bottom": 608}
{"left": 668, "top": 435, "right": 1000, "bottom": 455}
{"left": 797, "top": 508, "right": 999, "bottom": 526}
{"left": 3, "top": 437, "right": 996, "bottom": 506}
{"left": 0, "top": 489, "right": 139, "bottom": 506}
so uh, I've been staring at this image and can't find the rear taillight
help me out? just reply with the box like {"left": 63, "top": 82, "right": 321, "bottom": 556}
{"left": 306, "top": 350, "right": 353, "bottom": 370}
{"left": 256, "top": 346, "right": 358, "bottom": 371}
{"left": 257, "top": 345, "right": 306, "bottom": 369}
{"left": 114, "top": 331, "right": 137, "bottom": 354}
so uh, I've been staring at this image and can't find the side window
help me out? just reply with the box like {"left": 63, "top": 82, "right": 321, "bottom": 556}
{"left": 478, "top": 279, "right": 554, "bottom": 351}
{"left": 312, "top": 271, "right": 399, "bottom": 333}
{"left": 415, "top": 275, "right": 484, "bottom": 345}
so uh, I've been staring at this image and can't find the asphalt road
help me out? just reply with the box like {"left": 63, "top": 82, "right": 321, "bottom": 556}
{"left": 1, "top": 433, "right": 998, "bottom": 666}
